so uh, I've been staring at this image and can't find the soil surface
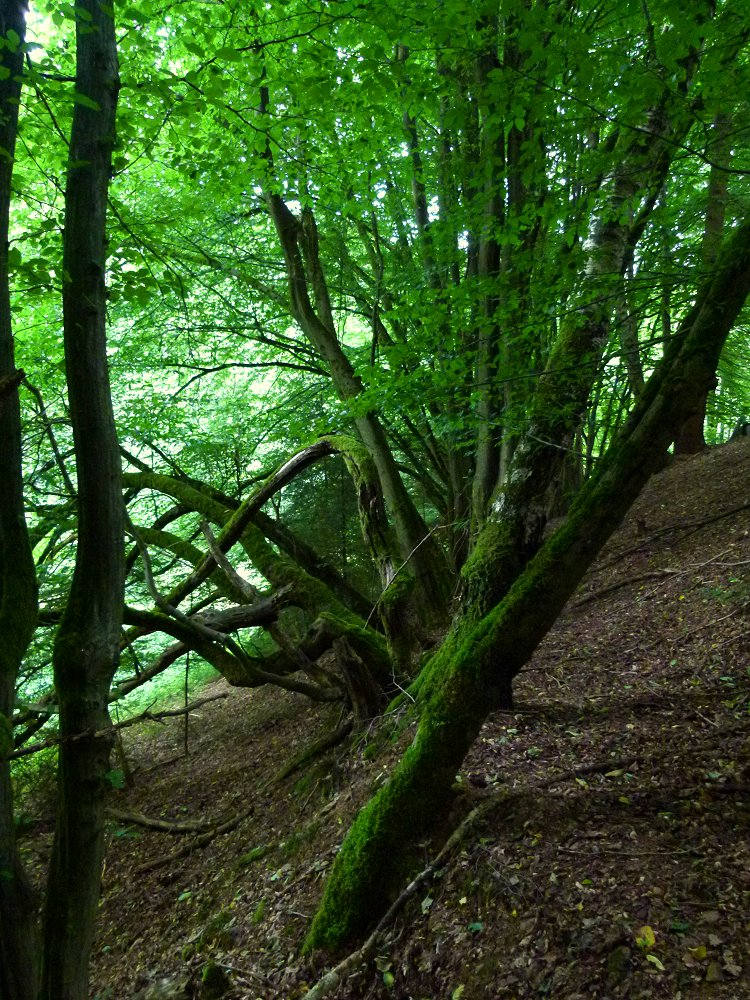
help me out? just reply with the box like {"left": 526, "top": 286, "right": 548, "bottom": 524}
{"left": 20, "top": 440, "right": 750, "bottom": 999}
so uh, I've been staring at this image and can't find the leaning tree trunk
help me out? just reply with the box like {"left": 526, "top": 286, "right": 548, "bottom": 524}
{"left": 0, "top": 3, "right": 41, "bottom": 997}
{"left": 39, "top": 3, "right": 123, "bottom": 998}
{"left": 304, "top": 213, "right": 750, "bottom": 953}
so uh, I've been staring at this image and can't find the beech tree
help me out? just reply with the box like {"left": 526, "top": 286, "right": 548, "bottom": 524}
{"left": 3, "top": 0, "right": 750, "bottom": 987}
{"left": 38, "top": 0, "right": 123, "bottom": 994}
{"left": 1, "top": 1, "right": 121, "bottom": 997}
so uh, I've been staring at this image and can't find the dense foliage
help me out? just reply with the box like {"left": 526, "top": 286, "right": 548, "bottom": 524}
{"left": 2, "top": 0, "right": 750, "bottom": 993}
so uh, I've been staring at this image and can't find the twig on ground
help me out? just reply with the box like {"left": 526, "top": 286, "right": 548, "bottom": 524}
{"left": 105, "top": 808, "right": 231, "bottom": 834}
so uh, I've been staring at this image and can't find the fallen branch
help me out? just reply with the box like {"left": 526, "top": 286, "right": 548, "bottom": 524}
{"left": 596, "top": 500, "right": 750, "bottom": 570}
{"left": 105, "top": 808, "right": 228, "bottom": 834}
{"left": 535, "top": 756, "right": 638, "bottom": 789}
{"left": 573, "top": 569, "right": 679, "bottom": 608}
{"left": 134, "top": 807, "right": 253, "bottom": 873}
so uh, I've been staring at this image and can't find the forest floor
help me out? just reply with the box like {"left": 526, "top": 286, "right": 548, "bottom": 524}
{"left": 20, "top": 439, "right": 750, "bottom": 999}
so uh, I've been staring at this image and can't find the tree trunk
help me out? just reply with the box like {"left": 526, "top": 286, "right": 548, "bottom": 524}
{"left": 0, "top": 4, "right": 41, "bottom": 997}
{"left": 304, "top": 213, "right": 750, "bottom": 953}
{"left": 39, "top": 3, "right": 123, "bottom": 997}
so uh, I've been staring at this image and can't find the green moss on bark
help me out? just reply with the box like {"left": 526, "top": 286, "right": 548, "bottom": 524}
{"left": 316, "top": 612, "right": 390, "bottom": 679}
{"left": 303, "top": 716, "right": 461, "bottom": 953}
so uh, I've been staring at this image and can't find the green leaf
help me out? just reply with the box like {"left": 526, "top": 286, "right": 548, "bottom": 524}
{"left": 4, "top": 28, "right": 20, "bottom": 52}
{"left": 105, "top": 768, "right": 125, "bottom": 789}
{"left": 646, "top": 954, "right": 665, "bottom": 971}
{"left": 636, "top": 925, "right": 656, "bottom": 949}
{"left": 216, "top": 46, "right": 241, "bottom": 62}
{"left": 113, "top": 826, "right": 138, "bottom": 839}
{"left": 468, "top": 921, "right": 483, "bottom": 934}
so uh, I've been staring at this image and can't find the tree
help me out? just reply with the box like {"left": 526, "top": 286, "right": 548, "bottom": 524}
{"left": 4, "top": 0, "right": 750, "bottom": 987}
{"left": 38, "top": 1, "right": 123, "bottom": 995}
{"left": 0, "top": 4, "right": 41, "bottom": 997}
{"left": 0, "top": 1, "right": 122, "bottom": 997}
{"left": 304, "top": 211, "right": 750, "bottom": 949}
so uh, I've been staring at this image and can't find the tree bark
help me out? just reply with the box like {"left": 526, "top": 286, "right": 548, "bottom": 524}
{"left": 40, "top": 3, "right": 123, "bottom": 997}
{"left": 304, "top": 212, "right": 750, "bottom": 953}
{"left": 0, "top": 4, "right": 41, "bottom": 997}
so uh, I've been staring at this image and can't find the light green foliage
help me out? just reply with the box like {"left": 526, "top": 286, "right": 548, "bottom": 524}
{"left": 4, "top": 0, "right": 750, "bottom": 981}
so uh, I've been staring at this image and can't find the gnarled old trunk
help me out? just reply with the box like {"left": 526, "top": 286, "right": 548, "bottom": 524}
{"left": 304, "top": 213, "right": 750, "bottom": 952}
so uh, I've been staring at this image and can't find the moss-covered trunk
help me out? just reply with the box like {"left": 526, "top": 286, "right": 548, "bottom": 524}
{"left": 0, "top": 5, "right": 41, "bottom": 996}
{"left": 304, "top": 214, "right": 750, "bottom": 952}
{"left": 39, "top": 5, "right": 123, "bottom": 997}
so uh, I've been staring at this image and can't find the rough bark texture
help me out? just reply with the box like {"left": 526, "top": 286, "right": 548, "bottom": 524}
{"left": 0, "top": 4, "right": 41, "bottom": 997}
{"left": 304, "top": 214, "right": 750, "bottom": 953}
{"left": 40, "top": 4, "right": 123, "bottom": 997}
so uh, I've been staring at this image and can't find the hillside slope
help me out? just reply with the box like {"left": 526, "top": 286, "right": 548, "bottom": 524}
{"left": 24, "top": 440, "right": 750, "bottom": 999}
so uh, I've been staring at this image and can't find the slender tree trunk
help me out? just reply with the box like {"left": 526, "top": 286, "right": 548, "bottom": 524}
{"left": 304, "top": 213, "right": 750, "bottom": 953}
{"left": 39, "top": 3, "right": 123, "bottom": 997}
{"left": 0, "top": 4, "right": 41, "bottom": 996}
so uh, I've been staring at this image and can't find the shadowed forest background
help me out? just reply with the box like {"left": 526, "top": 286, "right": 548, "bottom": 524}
{"left": 1, "top": 0, "right": 750, "bottom": 997}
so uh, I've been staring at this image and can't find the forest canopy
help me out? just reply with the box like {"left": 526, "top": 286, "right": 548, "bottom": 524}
{"left": 1, "top": 0, "right": 750, "bottom": 995}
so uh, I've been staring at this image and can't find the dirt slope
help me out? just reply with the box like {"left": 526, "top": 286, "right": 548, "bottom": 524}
{"left": 23, "top": 440, "right": 750, "bottom": 999}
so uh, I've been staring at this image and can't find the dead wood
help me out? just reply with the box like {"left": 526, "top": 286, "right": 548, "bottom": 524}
{"left": 134, "top": 808, "right": 254, "bottom": 874}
